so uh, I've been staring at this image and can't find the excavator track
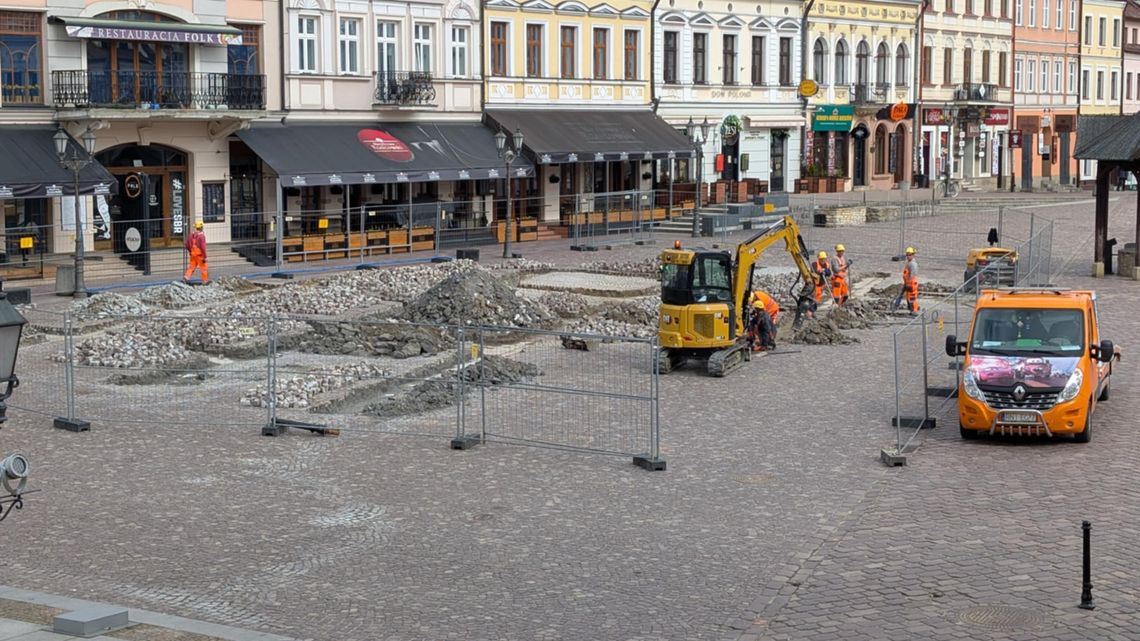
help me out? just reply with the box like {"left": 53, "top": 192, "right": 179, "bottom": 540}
{"left": 657, "top": 348, "right": 683, "bottom": 374}
{"left": 706, "top": 342, "right": 751, "bottom": 377}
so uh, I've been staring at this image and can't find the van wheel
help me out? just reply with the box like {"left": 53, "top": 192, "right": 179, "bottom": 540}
{"left": 1074, "top": 414, "right": 1092, "bottom": 444}
{"left": 960, "top": 423, "right": 980, "bottom": 440}
{"left": 1098, "top": 380, "right": 1110, "bottom": 401}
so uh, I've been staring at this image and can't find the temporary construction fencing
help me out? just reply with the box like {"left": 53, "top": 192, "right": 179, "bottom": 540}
{"left": 883, "top": 217, "right": 1056, "bottom": 464}
{"left": 10, "top": 310, "right": 664, "bottom": 470}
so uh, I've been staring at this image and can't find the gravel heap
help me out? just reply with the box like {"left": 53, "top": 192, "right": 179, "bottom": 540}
{"left": 58, "top": 324, "right": 195, "bottom": 368}
{"left": 538, "top": 291, "right": 594, "bottom": 318}
{"left": 294, "top": 321, "right": 454, "bottom": 358}
{"left": 782, "top": 315, "right": 859, "bottom": 345}
{"left": 578, "top": 257, "right": 660, "bottom": 279}
{"left": 139, "top": 281, "right": 235, "bottom": 309}
{"left": 334, "top": 260, "right": 486, "bottom": 304}
{"left": 563, "top": 318, "right": 655, "bottom": 338}
{"left": 824, "top": 299, "right": 881, "bottom": 330}
{"left": 401, "top": 269, "right": 554, "bottom": 327}
{"left": 603, "top": 297, "right": 658, "bottom": 326}
{"left": 241, "top": 362, "right": 393, "bottom": 409}
{"left": 215, "top": 275, "right": 261, "bottom": 293}
{"left": 364, "top": 355, "right": 539, "bottom": 418}
{"left": 490, "top": 258, "right": 556, "bottom": 272}
{"left": 21, "top": 325, "right": 46, "bottom": 346}
{"left": 70, "top": 293, "right": 150, "bottom": 321}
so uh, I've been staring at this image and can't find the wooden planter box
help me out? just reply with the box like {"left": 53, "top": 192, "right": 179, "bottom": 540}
{"left": 826, "top": 177, "right": 841, "bottom": 192}
{"left": 795, "top": 179, "right": 811, "bottom": 194}
{"left": 732, "top": 181, "right": 749, "bottom": 203}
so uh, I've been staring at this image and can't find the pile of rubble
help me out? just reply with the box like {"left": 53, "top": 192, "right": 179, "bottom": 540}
{"left": 21, "top": 325, "right": 46, "bottom": 346}
{"left": 823, "top": 299, "right": 881, "bottom": 330}
{"left": 240, "top": 362, "right": 393, "bottom": 409}
{"left": 401, "top": 269, "right": 554, "bottom": 328}
{"left": 579, "top": 257, "right": 660, "bottom": 279}
{"left": 70, "top": 293, "right": 150, "bottom": 322}
{"left": 336, "top": 260, "right": 485, "bottom": 304}
{"left": 603, "top": 297, "right": 657, "bottom": 327}
{"left": 563, "top": 318, "right": 655, "bottom": 338}
{"left": 294, "top": 321, "right": 454, "bottom": 358}
{"left": 538, "top": 291, "right": 594, "bottom": 318}
{"left": 59, "top": 325, "right": 195, "bottom": 368}
{"left": 491, "top": 258, "right": 556, "bottom": 272}
{"left": 783, "top": 315, "right": 860, "bottom": 345}
{"left": 139, "top": 281, "right": 234, "bottom": 309}
{"left": 363, "top": 355, "right": 540, "bottom": 418}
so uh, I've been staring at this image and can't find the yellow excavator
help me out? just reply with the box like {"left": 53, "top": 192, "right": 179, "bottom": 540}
{"left": 658, "top": 215, "right": 819, "bottom": 376}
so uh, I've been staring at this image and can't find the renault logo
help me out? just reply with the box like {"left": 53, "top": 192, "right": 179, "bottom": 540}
{"left": 1013, "top": 385, "right": 1027, "bottom": 402}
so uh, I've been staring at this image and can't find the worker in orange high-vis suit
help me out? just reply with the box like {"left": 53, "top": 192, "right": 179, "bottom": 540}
{"left": 183, "top": 221, "right": 209, "bottom": 284}
{"left": 749, "top": 289, "right": 780, "bottom": 351}
{"left": 812, "top": 250, "right": 832, "bottom": 307}
{"left": 829, "top": 244, "right": 851, "bottom": 305}
{"left": 901, "top": 246, "right": 919, "bottom": 315}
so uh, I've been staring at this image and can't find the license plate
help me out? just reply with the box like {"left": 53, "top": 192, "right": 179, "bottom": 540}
{"left": 1001, "top": 412, "right": 1040, "bottom": 424}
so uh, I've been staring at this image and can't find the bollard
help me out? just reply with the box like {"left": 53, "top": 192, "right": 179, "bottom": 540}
{"left": 1079, "top": 520, "right": 1096, "bottom": 610}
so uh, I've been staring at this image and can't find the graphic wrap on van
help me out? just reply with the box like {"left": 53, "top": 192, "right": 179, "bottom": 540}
{"left": 968, "top": 356, "right": 1079, "bottom": 389}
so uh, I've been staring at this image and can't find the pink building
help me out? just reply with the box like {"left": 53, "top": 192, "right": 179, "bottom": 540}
{"left": 1123, "top": 0, "right": 1140, "bottom": 114}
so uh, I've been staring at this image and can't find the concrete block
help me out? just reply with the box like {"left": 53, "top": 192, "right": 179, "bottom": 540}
{"left": 0, "top": 619, "right": 41, "bottom": 639}
{"left": 1092, "top": 261, "right": 1105, "bottom": 278}
{"left": 1133, "top": 266, "right": 1140, "bottom": 281}
{"left": 53, "top": 605, "right": 129, "bottom": 637}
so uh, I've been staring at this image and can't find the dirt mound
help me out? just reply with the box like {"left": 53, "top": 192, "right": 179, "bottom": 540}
{"left": 296, "top": 321, "right": 454, "bottom": 358}
{"left": 780, "top": 316, "right": 859, "bottom": 345}
{"left": 871, "top": 281, "right": 959, "bottom": 298}
{"left": 824, "top": 299, "right": 881, "bottom": 330}
{"left": 401, "top": 269, "right": 553, "bottom": 327}
{"left": 603, "top": 297, "right": 658, "bottom": 327}
{"left": 363, "top": 355, "right": 540, "bottom": 417}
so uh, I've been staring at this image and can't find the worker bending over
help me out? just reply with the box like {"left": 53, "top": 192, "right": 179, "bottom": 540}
{"left": 829, "top": 244, "right": 851, "bottom": 305}
{"left": 749, "top": 290, "right": 780, "bottom": 352}
{"left": 184, "top": 221, "right": 209, "bottom": 284}
{"left": 901, "top": 246, "right": 919, "bottom": 315}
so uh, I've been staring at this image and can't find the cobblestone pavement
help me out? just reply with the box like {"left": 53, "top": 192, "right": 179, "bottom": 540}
{"left": 1, "top": 194, "right": 1137, "bottom": 641}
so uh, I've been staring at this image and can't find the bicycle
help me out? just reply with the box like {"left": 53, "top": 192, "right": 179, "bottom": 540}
{"left": 935, "top": 177, "right": 961, "bottom": 199}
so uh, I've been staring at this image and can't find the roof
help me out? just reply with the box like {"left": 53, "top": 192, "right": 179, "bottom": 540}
{"left": 1074, "top": 113, "right": 1140, "bottom": 162}
{"left": 0, "top": 127, "right": 117, "bottom": 199}
{"left": 483, "top": 109, "right": 694, "bottom": 164}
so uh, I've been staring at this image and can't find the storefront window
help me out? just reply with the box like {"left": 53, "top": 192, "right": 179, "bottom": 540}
{"left": 86, "top": 12, "right": 189, "bottom": 107}
{"left": 0, "top": 199, "right": 48, "bottom": 261}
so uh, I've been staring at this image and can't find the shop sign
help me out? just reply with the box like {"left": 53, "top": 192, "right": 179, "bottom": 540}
{"left": 125, "top": 174, "right": 143, "bottom": 199}
{"left": 171, "top": 177, "right": 184, "bottom": 235}
{"left": 798, "top": 79, "right": 819, "bottom": 98}
{"left": 1055, "top": 115, "right": 1075, "bottom": 132}
{"left": 721, "top": 115, "right": 743, "bottom": 145}
{"left": 966, "top": 122, "right": 981, "bottom": 137}
{"left": 812, "top": 105, "right": 854, "bottom": 132}
{"left": 889, "top": 101, "right": 909, "bottom": 121}
{"left": 924, "top": 108, "right": 947, "bottom": 125}
{"left": 64, "top": 25, "right": 242, "bottom": 46}
{"left": 1009, "top": 130, "right": 1022, "bottom": 148}
{"left": 125, "top": 227, "right": 142, "bottom": 253}
{"left": 852, "top": 123, "right": 870, "bottom": 140}
{"left": 984, "top": 108, "right": 1010, "bottom": 126}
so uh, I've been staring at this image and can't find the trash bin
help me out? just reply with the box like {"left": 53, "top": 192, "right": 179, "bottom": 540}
{"left": 1104, "top": 238, "right": 1118, "bottom": 275}
{"left": 55, "top": 264, "right": 76, "bottom": 296}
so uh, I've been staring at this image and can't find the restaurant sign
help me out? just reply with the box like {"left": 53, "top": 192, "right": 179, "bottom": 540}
{"left": 64, "top": 25, "right": 242, "bottom": 46}
{"left": 812, "top": 105, "right": 854, "bottom": 132}
{"left": 984, "top": 108, "right": 1010, "bottom": 126}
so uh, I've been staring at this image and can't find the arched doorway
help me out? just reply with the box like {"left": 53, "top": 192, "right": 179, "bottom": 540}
{"left": 94, "top": 144, "right": 189, "bottom": 251}
{"left": 893, "top": 124, "right": 908, "bottom": 184}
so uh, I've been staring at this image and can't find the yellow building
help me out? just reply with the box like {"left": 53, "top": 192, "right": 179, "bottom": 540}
{"left": 804, "top": 0, "right": 921, "bottom": 191}
{"left": 482, "top": 0, "right": 691, "bottom": 222}
{"left": 1078, "top": 0, "right": 1124, "bottom": 180}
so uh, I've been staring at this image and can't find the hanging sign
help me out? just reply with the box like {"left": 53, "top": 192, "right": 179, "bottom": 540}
{"left": 812, "top": 105, "right": 855, "bottom": 132}
{"left": 1009, "top": 130, "right": 1023, "bottom": 148}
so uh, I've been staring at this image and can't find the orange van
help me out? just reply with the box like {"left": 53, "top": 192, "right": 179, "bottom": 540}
{"left": 945, "top": 289, "right": 1120, "bottom": 442}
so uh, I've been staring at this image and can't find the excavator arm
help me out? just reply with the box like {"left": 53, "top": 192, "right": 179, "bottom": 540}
{"left": 731, "top": 215, "right": 819, "bottom": 331}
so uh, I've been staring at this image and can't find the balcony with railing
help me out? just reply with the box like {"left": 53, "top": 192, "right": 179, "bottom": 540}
{"left": 954, "top": 83, "right": 1000, "bottom": 102}
{"left": 374, "top": 71, "right": 436, "bottom": 106}
{"left": 52, "top": 70, "right": 266, "bottom": 111}
{"left": 851, "top": 84, "right": 879, "bottom": 104}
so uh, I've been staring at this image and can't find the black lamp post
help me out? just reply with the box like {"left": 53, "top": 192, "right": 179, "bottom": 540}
{"left": 0, "top": 290, "right": 29, "bottom": 522}
{"left": 495, "top": 127, "right": 524, "bottom": 259}
{"left": 53, "top": 127, "right": 97, "bottom": 299}
{"left": 686, "top": 116, "right": 711, "bottom": 238}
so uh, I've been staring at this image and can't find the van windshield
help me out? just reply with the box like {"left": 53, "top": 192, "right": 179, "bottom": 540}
{"left": 970, "top": 308, "right": 1085, "bottom": 355}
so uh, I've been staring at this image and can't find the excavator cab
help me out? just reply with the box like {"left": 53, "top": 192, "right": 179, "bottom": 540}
{"left": 660, "top": 250, "right": 733, "bottom": 306}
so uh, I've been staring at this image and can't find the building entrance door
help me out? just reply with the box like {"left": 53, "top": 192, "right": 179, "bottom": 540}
{"left": 94, "top": 144, "right": 189, "bottom": 251}
{"left": 769, "top": 134, "right": 785, "bottom": 192}
{"left": 853, "top": 138, "right": 866, "bottom": 186}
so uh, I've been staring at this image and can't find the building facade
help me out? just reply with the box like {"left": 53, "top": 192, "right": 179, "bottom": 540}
{"left": 1123, "top": 0, "right": 1140, "bottom": 115}
{"left": 653, "top": 0, "right": 804, "bottom": 193}
{"left": 1077, "top": 0, "right": 1124, "bottom": 181}
{"left": 804, "top": 0, "right": 920, "bottom": 192}
{"left": 0, "top": 0, "right": 278, "bottom": 272}
{"left": 920, "top": 0, "right": 1014, "bottom": 189}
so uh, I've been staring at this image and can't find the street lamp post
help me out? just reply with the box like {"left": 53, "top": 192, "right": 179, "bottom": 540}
{"left": 686, "top": 116, "right": 711, "bottom": 238}
{"left": 495, "top": 127, "right": 524, "bottom": 259}
{"left": 53, "top": 128, "right": 97, "bottom": 298}
{"left": 0, "top": 290, "right": 30, "bottom": 522}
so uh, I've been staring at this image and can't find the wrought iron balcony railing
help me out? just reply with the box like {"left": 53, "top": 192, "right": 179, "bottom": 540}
{"left": 374, "top": 71, "right": 436, "bottom": 105}
{"left": 954, "top": 83, "right": 1000, "bottom": 102}
{"left": 52, "top": 70, "right": 266, "bottom": 110}
{"left": 851, "top": 83, "right": 879, "bottom": 103}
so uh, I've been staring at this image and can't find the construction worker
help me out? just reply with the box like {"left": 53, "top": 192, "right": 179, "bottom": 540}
{"left": 901, "top": 246, "right": 919, "bottom": 315}
{"left": 812, "top": 250, "right": 832, "bottom": 306}
{"left": 183, "top": 221, "right": 209, "bottom": 284}
{"left": 829, "top": 244, "right": 851, "bottom": 305}
{"left": 749, "top": 290, "right": 780, "bottom": 351}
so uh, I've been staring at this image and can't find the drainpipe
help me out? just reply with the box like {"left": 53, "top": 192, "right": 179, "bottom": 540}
{"left": 651, "top": 0, "right": 661, "bottom": 111}
{"left": 279, "top": 0, "right": 289, "bottom": 115}
{"left": 801, "top": 0, "right": 817, "bottom": 175}
{"left": 1009, "top": 7, "right": 1017, "bottom": 191}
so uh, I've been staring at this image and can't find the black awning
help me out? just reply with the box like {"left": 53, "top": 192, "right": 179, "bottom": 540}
{"left": 484, "top": 109, "right": 694, "bottom": 164}
{"left": 0, "top": 127, "right": 117, "bottom": 199}
{"left": 237, "top": 121, "right": 535, "bottom": 187}
{"left": 49, "top": 16, "right": 243, "bottom": 46}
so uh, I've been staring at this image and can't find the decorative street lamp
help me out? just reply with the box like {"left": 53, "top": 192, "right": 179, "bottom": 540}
{"left": 495, "top": 127, "right": 524, "bottom": 259}
{"left": 53, "top": 127, "right": 98, "bottom": 299}
{"left": 686, "top": 116, "right": 711, "bottom": 238}
{"left": 0, "top": 290, "right": 29, "bottom": 522}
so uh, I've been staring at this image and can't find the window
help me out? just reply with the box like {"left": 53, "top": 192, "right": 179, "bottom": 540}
{"left": 723, "top": 34, "right": 737, "bottom": 84}
{"left": 1069, "top": 0, "right": 1077, "bottom": 30}
{"left": 1028, "top": 0, "right": 1035, "bottom": 26}
{"left": 693, "top": 32, "right": 706, "bottom": 84}
{"left": 921, "top": 45, "right": 932, "bottom": 84}
{"left": 624, "top": 29, "right": 639, "bottom": 80}
{"left": 1082, "top": 68, "right": 1090, "bottom": 99}
{"left": 663, "top": 31, "right": 677, "bottom": 83}
{"left": 999, "top": 51, "right": 1008, "bottom": 86}
{"left": 490, "top": 21, "right": 507, "bottom": 75}
{"left": 1097, "top": 69, "right": 1104, "bottom": 100}
{"left": 593, "top": 27, "right": 608, "bottom": 80}
{"left": 1054, "top": 60, "right": 1061, "bottom": 92}
{"left": 1112, "top": 69, "right": 1119, "bottom": 100}
{"left": 414, "top": 23, "right": 433, "bottom": 73}
{"left": 1069, "top": 61, "right": 1076, "bottom": 94}
{"left": 1043, "top": 0, "right": 1049, "bottom": 28}
{"left": 526, "top": 24, "right": 542, "bottom": 77}
{"left": 377, "top": 21, "right": 397, "bottom": 77}
{"left": 1014, "top": 58, "right": 1023, "bottom": 90}
{"left": 1128, "top": 72, "right": 1133, "bottom": 100}
{"left": 0, "top": 10, "right": 42, "bottom": 104}
{"left": 1040, "top": 57, "right": 1048, "bottom": 92}
{"left": 1113, "top": 18, "right": 1120, "bottom": 47}
{"left": 812, "top": 38, "right": 826, "bottom": 84}
{"left": 1015, "top": 0, "right": 1023, "bottom": 25}
{"left": 338, "top": 18, "right": 360, "bottom": 75}
{"left": 874, "top": 125, "right": 887, "bottom": 175}
{"left": 1085, "top": 16, "right": 1093, "bottom": 45}
{"left": 967, "top": 0, "right": 975, "bottom": 14}
{"left": 1027, "top": 59, "right": 1035, "bottom": 91}
{"left": 1003, "top": 0, "right": 1010, "bottom": 18}
{"left": 450, "top": 26, "right": 468, "bottom": 77}
{"left": 1056, "top": 0, "right": 1063, "bottom": 29}
{"left": 1099, "top": 17, "right": 1106, "bottom": 46}
{"left": 561, "top": 26, "right": 576, "bottom": 79}
{"left": 835, "top": 39, "right": 849, "bottom": 85}
{"left": 985, "top": 0, "right": 993, "bottom": 15}
{"left": 875, "top": 42, "right": 889, "bottom": 86}
{"left": 943, "top": 48, "right": 952, "bottom": 85}
{"left": 296, "top": 15, "right": 317, "bottom": 72}
{"left": 228, "top": 24, "right": 261, "bottom": 76}
{"left": 963, "top": 47, "right": 972, "bottom": 83}
{"left": 947, "top": 0, "right": 956, "bottom": 13}
{"left": 754, "top": 36, "right": 767, "bottom": 85}
{"left": 779, "top": 37, "right": 792, "bottom": 85}
{"left": 982, "top": 50, "right": 991, "bottom": 83}
{"left": 895, "top": 44, "right": 908, "bottom": 87}
{"left": 856, "top": 40, "right": 869, "bottom": 84}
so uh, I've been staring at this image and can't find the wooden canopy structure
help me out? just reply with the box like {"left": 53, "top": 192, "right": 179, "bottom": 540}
{"left": 1074, "top": 113, "right": 1140, "bottom": 278}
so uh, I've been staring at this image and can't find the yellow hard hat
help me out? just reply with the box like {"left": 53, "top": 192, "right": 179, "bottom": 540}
{"left": 195, "top": 221, "right": 204, "bottom": 230}
{"left": 905, "top": 246, "right": 916, "bottom": 255}
{"left": 835, "top": 244, "right": 845, "bottom": 252}
{"left": 818, "top": 250, "right": 828, "bottom": 259}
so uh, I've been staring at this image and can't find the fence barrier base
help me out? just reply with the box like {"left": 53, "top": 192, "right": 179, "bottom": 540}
{"left": 450, "top": 436, "right": 481, "bottom": 450}
{"left": 263, "top": 418, "right": 339, "bottom": 437}
{"left": 880, "top": 448, "right": 908, "bottom": 466}
{"left": 270, "top": 272, "right": 294, "bottom": 279}
{"left": 892, "top": 416, "right": 937, "bottom": 429}
{"left": 570, "top": 245, "right": 599, "bottom": 252}
{"left": 633, "top": 455, "right": 667, "bottom": 471}
{"left": 53, "top": 417, "right": 91, "bottom": 432}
